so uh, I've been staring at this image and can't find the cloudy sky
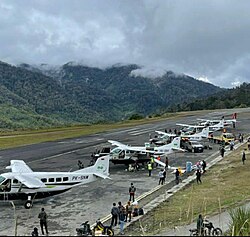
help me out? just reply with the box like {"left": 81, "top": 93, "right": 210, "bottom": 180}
{"left": 1, "top": 0, "right": 250, "bottom": 88}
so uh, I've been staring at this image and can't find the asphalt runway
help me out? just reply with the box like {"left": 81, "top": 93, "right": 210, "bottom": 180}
{"left": 0, "top": 108, "right": 249, "bottom": 236}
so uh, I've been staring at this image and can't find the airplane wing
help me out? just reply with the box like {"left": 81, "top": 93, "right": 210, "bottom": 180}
{"left": 108, "top": 140, "right": 151, "bottom": 153}
{"left": 108, "top": 140, "right": 128, "bottom": 149}
{"left": 176, "top": 123, "right": 190, "bottom": 127}
{"left": 176, "top": 123, "right": 204, "bottom": 128}
{"left": 93, "top": 173, "right": 111, "bottom": 179}
{"left": 196, "top": 118, "right": 208, "bottom": 121}
{"left": 155, "top": 131, "right": 176, "bottom": 137}
{"left": 6, "top": 160, "right": 33, "bottom": 173}
{"left": 153, "top": 159, "right": 186, "bottom": 173}
{"left": 13, "top": 174, "right": 46, "bottom": 188}
{"left": 172, "top": 147, "right": 186, "bottom": 152}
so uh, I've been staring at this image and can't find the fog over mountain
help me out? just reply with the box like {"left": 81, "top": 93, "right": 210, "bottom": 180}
{"left": 1, "top": 0, "right": 250, "bottom": 88}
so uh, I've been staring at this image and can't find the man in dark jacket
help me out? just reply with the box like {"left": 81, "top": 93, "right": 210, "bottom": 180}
{"left": 220, "top": 146, "right": 225, "bottom": 158}
{"left": 110, "top": 203, "right": 119, "bottom": 227}
{"left": 196, "top": 169, "right": 202, "bottom": 184}
{"left": 129, "top": 183, "right": 136, "bottom": 202}
{"left": 38, "top": 208, "right": 48, "bottom": 235}
{"left": 197, "top": 214, "right": 204, "bottom": 236}
{"left": 201, "top": 160, "right": 207, "bottom": 173}
{"left": 242, "top": 149, "right": 246, "bottom": 164}
{"left": 175, "top": 169, "right": 180, "bottom": 184}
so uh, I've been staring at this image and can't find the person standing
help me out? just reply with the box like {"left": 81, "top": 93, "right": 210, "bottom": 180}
{"left": 175, "top": 169, "right": 180, "bottom": 185}
{"left": 125, "top": 201, "right": 133, "bottom": 222}
{"left": 229, "top": 140, "right": 235, "bottom": 151}
{"left": 163, "top": 169, "right": 166, "bottom": 184}
{"left": 150, "top": 156, "right": 155, "bottom": 169}
{"left": 165, "top": 157, "right": 169, "bottom": 170}
{"left": 201, "top": 160, "right": 207, "bottom": 173}
{"left": 118, "top": 201, "right": 125, "bottom": 224}
{"left": 129, "top": 183, "right": 136, "bottom": 202}
{"left": 242, "top": 149, "right": 246, "bottom": 165}
{"left": 119, "top": 207, "right": 126, "bottom": 235}
{"left": 220, "top": 146, "right": 225, "bottom": 158}
{"left": 38, "top": 208, "right": 48, "bottom": 235}
{"left": 197, "top": 214, "right": 204, "bottom": 236}
{"left": 110, "top": 203, "right": 119, "bottom": 227}
{"left": 196, "top": 169, "right": 202, "bottom": 184}
{"left": 158, "top": 169, "right": 164, "bottom": 185}
{"left": 147, "top": 162, "right": 152, "bottom": 177}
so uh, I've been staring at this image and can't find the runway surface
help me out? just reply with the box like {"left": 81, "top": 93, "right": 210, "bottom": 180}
{"left": 0, "top": 108, "right": 249, "bottom": 236}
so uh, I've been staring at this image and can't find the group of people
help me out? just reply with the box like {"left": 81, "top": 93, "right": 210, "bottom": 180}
{"left": 147, "top": 156, "right": 169, "bottom": 177}
{"left": 110, "top": 183, "right": 142, "bottom": 235}
{"left": 164, "top": 128, "right": 180, "bottom": 135}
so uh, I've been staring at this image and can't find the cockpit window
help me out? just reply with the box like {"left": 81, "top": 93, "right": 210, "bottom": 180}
{"left": 110, "top": 148, "right": 122, "bottom": 154}
{"left": 0, "top": 176, "right": 6, "bottom": 184}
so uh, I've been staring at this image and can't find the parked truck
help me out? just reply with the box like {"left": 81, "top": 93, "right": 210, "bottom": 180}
{"left": 208, "top": 132, "right": 235, "bottom": 145}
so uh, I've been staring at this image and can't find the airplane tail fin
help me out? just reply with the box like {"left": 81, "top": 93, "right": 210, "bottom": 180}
{"left": 158, "top": 136, "right": 181, "bottom": 150}
{"left": 201, "top": 127, "right": 209, "bottom": 138}
{"left": 170, "top": 136, "right": 181, "bottom": 149}
{"left": 74, "top": 155, "right": 110, "bottom": 178}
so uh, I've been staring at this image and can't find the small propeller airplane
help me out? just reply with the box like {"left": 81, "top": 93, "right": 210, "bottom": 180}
{"left": 176, "top": 123, "right": 204, "bottom": 133}
{"left": 108, "top": 137, "right": 186, "bottom": 165}
{"left": 177, "top": 121, "right": 224, "bottom": 133}
{"left": 155, "top": 127, "right": 210, "bottom": 142}
{"left": 181, "top": 127, "right": 210, "bottom": 141}
{"left": 197, "top": 113, "right": 238, "bottom": 127}
{"left": 150, "top": 131, "right": 177, "bottom": 145}
{"left": 0, "top": 156, "right": 110, "bottom": 209}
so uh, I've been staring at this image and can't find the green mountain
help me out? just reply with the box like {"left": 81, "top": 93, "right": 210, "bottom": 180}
{"left": 0, "top": 60, "right": 224, "bottom": 130}
{"left": 169, "top": 82, "right": 250, "bottom": 112}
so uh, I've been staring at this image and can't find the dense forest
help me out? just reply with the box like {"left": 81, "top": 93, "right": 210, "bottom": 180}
{"left": 167, "top": 82, "right": 250, "bottom": 112}
{"left": 1, "top": 60, "right": 247, "bottom": 131}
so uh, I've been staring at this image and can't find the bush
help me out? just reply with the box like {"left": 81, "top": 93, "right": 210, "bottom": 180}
{"left": 129, "top": 114, "right": 144, "bottom": 120}
{"left": 228, "top": 207, "right": 250, "bottom": 236}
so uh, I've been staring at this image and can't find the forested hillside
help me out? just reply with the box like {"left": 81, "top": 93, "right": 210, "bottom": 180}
{"left": 0, "top": 60, "right": 224, "bottom": 130}
{"left": 168, "top": 82, "right": 250, "bottom": 112}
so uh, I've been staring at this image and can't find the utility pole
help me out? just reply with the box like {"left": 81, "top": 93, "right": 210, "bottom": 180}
{"left": 10, "top": 201, "right": 18, "bottom": 236}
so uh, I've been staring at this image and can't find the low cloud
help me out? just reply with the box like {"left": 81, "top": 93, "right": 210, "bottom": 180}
{"left": 0, "top": 0, "right": 250, "bottom": 88}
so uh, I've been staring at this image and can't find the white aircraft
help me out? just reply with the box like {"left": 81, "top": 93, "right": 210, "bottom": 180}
{"left": 181, "top": 127, "right": 210, "bottom": 141}
{"left": 150, "top": 131, "right": 177, "bottom": 145}
{"left": 197, "top": 113, "right": 238, "bottom": 127}
{"left": 176, "top": 123, "right": 205, "bottom": 135}
{"left": 156, "top": 127, "right": 209, "bottom": 142}
{"left": 177, "top": 121, "right": 224, "bottom": 133}
{"left": 197, "top": 118, "right": 236, "bottom": 127}
{"left": 108, "top": 137, "right": 185, "bottom": 165}
{"left": 0, "top": 156, "right": 110, "bottom": 209}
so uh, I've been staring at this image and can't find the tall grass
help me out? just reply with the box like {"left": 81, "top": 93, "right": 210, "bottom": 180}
{"left": 228, "top": 207, "right": 250, "bottom": 236}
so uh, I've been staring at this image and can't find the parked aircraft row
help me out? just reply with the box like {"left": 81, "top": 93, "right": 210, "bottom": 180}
{"left": 0, "top": 113, "right": 237, "bottom": 209}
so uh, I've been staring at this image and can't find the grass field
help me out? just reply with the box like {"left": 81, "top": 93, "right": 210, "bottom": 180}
{"left": 124, "top": 142, "right": 250, "bottom": 236}
{"left": 0, "top": 110, "right": 208, "bottom": 150}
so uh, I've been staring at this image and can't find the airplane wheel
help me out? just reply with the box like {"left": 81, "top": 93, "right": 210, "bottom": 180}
{"left": 24, "top": 201, "right": 32, "bottom": 209}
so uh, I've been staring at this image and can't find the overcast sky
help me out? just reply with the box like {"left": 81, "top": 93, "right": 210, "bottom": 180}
{"left": 1, "top": 0, "right": 250, "bottom": 88}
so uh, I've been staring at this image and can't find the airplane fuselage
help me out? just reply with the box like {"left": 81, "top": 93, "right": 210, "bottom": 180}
{"left": 0, "top": 171, "right": 97, "bottom": 201}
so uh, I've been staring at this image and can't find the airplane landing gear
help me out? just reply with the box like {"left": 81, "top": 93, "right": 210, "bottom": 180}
{"left": 24, "top": 196, "right": 33, "bottom": 209}
{"left": 24, "top": 201, "right": 32, "bottom": 209}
